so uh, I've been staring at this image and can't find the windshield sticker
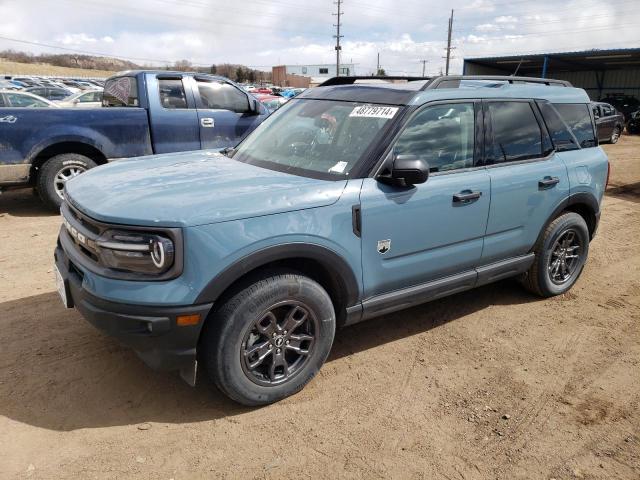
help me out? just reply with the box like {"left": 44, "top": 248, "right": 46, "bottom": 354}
{"left": 328, "top": 161, "right": 348, "bottom": 174}
{"left": 105, "top": 77, "right": 131, "bottom": 105}
{"left": 349, "top": 105, "right": 399, "bottom": 119}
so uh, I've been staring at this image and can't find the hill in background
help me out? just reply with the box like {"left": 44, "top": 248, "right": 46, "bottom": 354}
{"left": 0, "top": 49, "right": 271, "bottom": 82}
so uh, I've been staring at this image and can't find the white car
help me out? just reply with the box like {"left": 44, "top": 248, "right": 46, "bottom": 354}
{"left": 55, "top": 89, "right": 103, "bottom": 108}
{"left": 0, "top": 90, "right": 60, "bottom": 108}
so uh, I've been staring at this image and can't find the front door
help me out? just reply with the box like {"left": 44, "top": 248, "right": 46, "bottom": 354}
{"left": 193, "top": 77, "right": 265, "bottom": 150}
{"left": 360, "top": 101, "right": 490, "bottom": 298}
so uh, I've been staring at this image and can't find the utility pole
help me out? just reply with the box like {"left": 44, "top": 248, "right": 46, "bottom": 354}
{"left": 377, "top": 52, "right": 380, "bottom": 75}
{"left": 444, "top": 9, "right": 455, "bottom": 76}
{"left": 333, "top": 0, "right": 343, "bottom": 77}
{"left": 420, "top": 59, "right": 428, "bottom": 76}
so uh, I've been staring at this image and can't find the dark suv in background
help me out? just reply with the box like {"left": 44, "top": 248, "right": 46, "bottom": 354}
{"left": 592, "top": 102, "right": 625, "bottom": 144}
{"left": 627, "top": 108, "right": 640, "bottom": 135}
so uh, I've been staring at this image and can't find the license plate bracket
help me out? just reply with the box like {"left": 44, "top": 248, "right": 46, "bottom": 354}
{"left": 54, "top": 264, "right": 72, "bottom": 309}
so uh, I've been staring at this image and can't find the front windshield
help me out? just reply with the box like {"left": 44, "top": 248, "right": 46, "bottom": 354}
{"left": 232, "top": 99, "right": 401, "bottom": 179}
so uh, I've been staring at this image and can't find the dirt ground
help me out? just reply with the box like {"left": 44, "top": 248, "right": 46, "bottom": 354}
{"left": 1, "top": 136, "right": 639, "bottom": 480}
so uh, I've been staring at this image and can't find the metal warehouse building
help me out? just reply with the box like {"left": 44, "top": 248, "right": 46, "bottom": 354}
{"left": 463, "top": 48, "right": 640, "bottom": 108}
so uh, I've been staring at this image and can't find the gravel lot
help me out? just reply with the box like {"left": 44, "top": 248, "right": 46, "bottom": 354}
{"left": 1, "top": 137, "right": 639, "bottom": 479}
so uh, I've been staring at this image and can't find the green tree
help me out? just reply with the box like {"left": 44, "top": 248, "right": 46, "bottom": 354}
{"left": 235, "top": 67, "right": 246, "bottom": 83}
{"left": 210, "top": 64, "right": 217, "bottom": 74}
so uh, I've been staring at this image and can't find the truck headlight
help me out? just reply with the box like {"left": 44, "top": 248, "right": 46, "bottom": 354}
{"left": 96, "top": 230, "right": 175, "bottom": 275}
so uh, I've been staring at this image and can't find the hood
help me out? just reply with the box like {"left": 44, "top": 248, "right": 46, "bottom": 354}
{"left": 65, "top": 151, "right": 347, "bottom": 227}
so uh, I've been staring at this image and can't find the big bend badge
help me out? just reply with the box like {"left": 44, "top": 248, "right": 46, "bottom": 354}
{"left": 377, "top": 239, "right": 391, "bottom": 255}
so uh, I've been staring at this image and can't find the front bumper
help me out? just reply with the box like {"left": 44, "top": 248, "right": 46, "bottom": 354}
{"left": 54, "top": 243, "right": 213, "bottom": 372}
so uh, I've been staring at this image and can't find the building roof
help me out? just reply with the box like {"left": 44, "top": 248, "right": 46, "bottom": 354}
{"left": 464, "top": 48, "right": 640, "bottom": 74}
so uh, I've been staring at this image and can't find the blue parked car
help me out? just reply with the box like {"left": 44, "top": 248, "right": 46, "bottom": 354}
{"left": 54, "top": 75, "right": 609, "bottom": 405}
{"left": 0, "top": 70, "right": 268, "bottom": 210}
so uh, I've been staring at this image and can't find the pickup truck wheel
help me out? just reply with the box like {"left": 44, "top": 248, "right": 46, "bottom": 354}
{"left": 200, "top": 273, "right": 336, "bottom": 406}
{"left": 37, "top": 154, "right": 97, "bottom": 211}
{"left": 521, "top": 212, "right": 589, "bottom": 297}
{"left": 610, "top": 126, "right": 621, "bottom": 144}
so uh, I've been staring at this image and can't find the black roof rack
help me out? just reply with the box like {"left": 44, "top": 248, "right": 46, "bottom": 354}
{"left": 318, "top": 76, "right": 432, "bottom": 87}
{"left": 423, "top": 75, "right": 572, "bottom": 89}
{"left": 317, "top": 75, "right": 572, "bottom": 89}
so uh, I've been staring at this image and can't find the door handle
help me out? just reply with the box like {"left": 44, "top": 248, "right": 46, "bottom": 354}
{"left": 200, "top": 117, "right": 214, "bottom": 128}
{"left": 538, "top": 176, "right": 560, "bottom": 189}
{"left": 453, "top": 190, "right": 482, "bottom": 204}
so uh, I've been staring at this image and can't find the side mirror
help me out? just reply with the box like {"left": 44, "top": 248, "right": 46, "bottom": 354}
{"left": 381, "top": 153, "right": 429, "bottom": 187}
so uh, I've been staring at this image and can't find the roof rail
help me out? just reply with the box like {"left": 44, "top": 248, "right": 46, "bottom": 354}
{"left": 422, "top": 75, "right": 572, "bottom": 90}
{"left": 319, "top": 76, "right": 432, "bottom": 87}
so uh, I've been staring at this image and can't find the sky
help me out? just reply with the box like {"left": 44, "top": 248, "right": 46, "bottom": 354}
{"left": 0, "top": 0, "right": 638, "bottom": 75}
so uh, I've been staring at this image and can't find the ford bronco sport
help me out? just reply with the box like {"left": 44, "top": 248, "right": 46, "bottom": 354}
{"left": 54, "top": 75, "right": 609, "bottom": 406}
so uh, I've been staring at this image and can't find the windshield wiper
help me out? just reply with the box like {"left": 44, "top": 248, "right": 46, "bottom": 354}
{"left": 220, "top": 147, "right": 236, "bottom": 158}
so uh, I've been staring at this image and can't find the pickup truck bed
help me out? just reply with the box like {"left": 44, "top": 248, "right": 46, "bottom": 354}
{"left": 0, "top": 70, "right": 268, "bottom": 210}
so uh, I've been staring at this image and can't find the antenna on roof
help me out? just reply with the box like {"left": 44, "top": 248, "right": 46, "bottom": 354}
{"left": 512, "top": 58, "right": 524, "bottom": 76}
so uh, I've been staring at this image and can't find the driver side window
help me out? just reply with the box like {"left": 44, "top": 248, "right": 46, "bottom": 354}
{"left": 394, "top": 103, "right": 475, "bottom": 173}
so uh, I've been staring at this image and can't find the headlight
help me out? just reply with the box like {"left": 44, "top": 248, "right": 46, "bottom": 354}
{"left": 96, "top": 229, "right": 175, "bottom": 275}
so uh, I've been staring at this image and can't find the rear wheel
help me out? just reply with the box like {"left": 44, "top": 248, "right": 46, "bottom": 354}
{"left": 200, "top": 273, "right": 336, "bottom": 406}
{"left": 521, "top": 212, "right": 590, "bottom": 297}
{"left": 610, "top": 126, "right": 621, "bottom": 144}
{"left": 37, "top": 153, "right": 97, "bottom": 211}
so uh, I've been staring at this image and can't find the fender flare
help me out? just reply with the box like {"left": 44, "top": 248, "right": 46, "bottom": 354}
{"left": 536, "top": 192, "right": 600, "bottom": 247}
{"left": 25, "top": 134, "right": 108, "bottom": 165}
{"left": 194, "top": 242, "right": 361, "bottom": 309}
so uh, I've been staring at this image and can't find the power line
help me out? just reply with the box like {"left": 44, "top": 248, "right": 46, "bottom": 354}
{"left": 0, "top": 35, "right": 176, "bottom": 65}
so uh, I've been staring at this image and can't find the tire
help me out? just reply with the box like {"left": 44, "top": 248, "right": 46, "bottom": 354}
{"left": 609, "top": 126, "right": 621, "bottom": 144}
{"left": 521, "top": 212, "right": 590, "bottom": 297}
{"left": 200, "top": 273, "right": 336, "bottom": 406}
{"left": 37, "top": 153, "right": 97, "bottom": 211}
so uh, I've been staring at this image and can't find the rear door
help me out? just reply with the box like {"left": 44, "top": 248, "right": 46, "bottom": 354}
{"left": 481, "top": 99, "right": 569, "bottom": 264}
{"left": 594, "top": 104, "right": 614, "bottom": 141}
{"left": 192, "top": 76, "right": 265, "bottom": 150}
{"left": 146, "top": 74, "right": 201, "bottom": 154}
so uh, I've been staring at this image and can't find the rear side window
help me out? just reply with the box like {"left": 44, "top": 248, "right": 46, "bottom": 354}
{"left": 487, "top": 101, "right": 544, "bottom": 163}
{"left": 6, "top": 93, "right": 49, "bottom": 107}
{"left": 554, "top": 104, "right": 596, "bottom": 148}
{"left": 197, "top": 80, "right": 249, "bottom": 113}
{"left": 158, "top": 78, "right": 188, "bottom": 109}
{"left": 103, "top": 77, "right": 139, "bottom": 107}
{"left": 538, "top": 102, "right": 579, "bottom": 152}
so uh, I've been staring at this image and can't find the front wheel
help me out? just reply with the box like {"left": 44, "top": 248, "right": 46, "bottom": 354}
{"left": 521, "top": 212, "right": 590, "bottom": 297}
{"left": 37, "top": 153, "right": 97, "bottom": 211}
{"left": 200, "top": 273, "right": 336, "bottom": 406}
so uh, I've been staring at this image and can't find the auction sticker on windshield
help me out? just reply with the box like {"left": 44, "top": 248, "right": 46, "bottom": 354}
{"left": 349, "top": 105, "right": 399, "bottom": 119}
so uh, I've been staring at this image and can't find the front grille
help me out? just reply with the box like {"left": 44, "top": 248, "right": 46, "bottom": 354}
{"left": 60, "top": 201, "right": 103, "bottom": 266}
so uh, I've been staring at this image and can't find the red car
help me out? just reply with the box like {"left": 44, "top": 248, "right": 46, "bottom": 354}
{"left": 254, "top": 93, "right": 288, "bottom": 111}
{"left": 250, "top": 87, "right": 273, "bottom": 95}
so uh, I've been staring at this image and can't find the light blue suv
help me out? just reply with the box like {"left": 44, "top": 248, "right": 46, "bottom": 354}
{"left": 54, "top": 75, "right": 609, "bottom": 405}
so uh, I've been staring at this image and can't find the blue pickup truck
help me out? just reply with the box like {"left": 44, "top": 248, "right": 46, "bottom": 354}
{"left": 0, "top": 70, "right": 269, "bottom": 209}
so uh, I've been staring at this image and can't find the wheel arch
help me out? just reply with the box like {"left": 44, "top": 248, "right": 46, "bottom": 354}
{"left": 29, "top": 141, "right": 107, "bottom": 184}
{"left": 195, "top": 243, "right": 361, "bottom": 326}
{"left": 537, "top": 193, "right": 600, "bottom": 246}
